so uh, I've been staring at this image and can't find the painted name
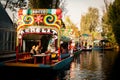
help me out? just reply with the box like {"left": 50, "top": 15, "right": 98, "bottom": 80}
{"left": 18, "top": 27, "right": 57, "bottom": 35}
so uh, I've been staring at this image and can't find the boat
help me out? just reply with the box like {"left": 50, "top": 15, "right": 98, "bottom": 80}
{"left": 80, "top": 34, "right": 93, "bottom": 51}
{"left": 81, "top": 46, "right": 92, "bottom": 51}
{"left": 0, "top": 9, "right": 74, "bottom": 72}
{"left": 93, "top": 39, "right": 114, "bottom": 51}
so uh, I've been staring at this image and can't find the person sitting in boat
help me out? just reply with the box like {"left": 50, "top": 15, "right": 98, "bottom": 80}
{"left": 35, "top": 45, "right": 42, "bottom": 54}
{"left": 30, "top": 45, "right": 36, "bottom": 55}
{"left": 47, "top": 44, "right": 56, "bottom": 53}
{"left": 60, "top": 43, "right": 70, "bottom": 59}
{"left": 60, "top": 42, "right": 68, "bottom": 54}
{"left": 61, "top": 46, "right": 67, "bottom": 54}
{"left": 45, "top": 44, "right": 57, "bottom": 60}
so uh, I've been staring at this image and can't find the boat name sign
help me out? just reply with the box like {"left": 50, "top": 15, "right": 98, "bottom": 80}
{"left": 18, "top": 26, "right": 57, "bottom": 38}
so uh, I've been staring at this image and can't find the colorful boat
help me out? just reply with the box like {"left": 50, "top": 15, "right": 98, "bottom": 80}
{"left": 0, "top": 9, "right": 75, "bottom": 71}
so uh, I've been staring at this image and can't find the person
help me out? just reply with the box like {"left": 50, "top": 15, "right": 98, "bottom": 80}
{"left": 47, "top": 44, "right": 55, "bottom": 53}
{"left": 30, "top": 45, "right": 36, "bottom": 55}
{"left": 68, "top": 42, "right": 74, "bottom": 54}
{"left": 35, "top": 45, "right": 42, "bottom": 54}
{"left": 60, "top": 42, "right": 68, "bottom": 54}
{"left": 61, "top": 46, "right": 67, "bottom": 54}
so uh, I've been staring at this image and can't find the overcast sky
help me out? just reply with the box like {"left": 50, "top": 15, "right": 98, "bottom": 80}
{"left": 64, "top": 0, "right": 114, "bottom": 29}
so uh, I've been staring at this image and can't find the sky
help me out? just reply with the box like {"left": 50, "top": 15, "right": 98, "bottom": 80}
{"left": 64, "top": 0, "right": 114, "bottom": 29}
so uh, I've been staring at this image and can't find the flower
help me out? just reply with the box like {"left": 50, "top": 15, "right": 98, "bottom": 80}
{"left": 34, "top": 15, "right": 43, "bottom": 25}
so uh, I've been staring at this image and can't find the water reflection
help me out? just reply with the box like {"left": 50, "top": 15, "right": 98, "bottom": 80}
{"left": 67, "top": 50, "right": 118, "bottom": 80}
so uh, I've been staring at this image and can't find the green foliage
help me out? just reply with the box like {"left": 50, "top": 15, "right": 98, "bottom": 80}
{"left": 108, "top": 0, "right": 120, "bottom": 46}
{"left": 101, "top": 12, "right": 114, "bottom": 42}
{"left": 80, "top": 7, "right": 99, "bottom": 34}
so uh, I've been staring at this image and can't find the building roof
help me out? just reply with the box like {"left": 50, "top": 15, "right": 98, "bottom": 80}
{"left": 0, "top": 3, "right": 13, "bottom": 28}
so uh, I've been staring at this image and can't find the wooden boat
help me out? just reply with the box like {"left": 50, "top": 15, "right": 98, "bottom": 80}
{"left": 0, "top": 9, "right": 74, "bottom": 72}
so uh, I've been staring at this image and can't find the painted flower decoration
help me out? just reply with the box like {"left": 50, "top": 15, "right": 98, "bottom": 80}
{"left": 34, "top": 15, "right": 43, "bottom": 25}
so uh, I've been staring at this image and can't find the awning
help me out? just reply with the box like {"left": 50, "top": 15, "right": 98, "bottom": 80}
{"left": 61, "top": 36, "right": 70, "bottom": 42}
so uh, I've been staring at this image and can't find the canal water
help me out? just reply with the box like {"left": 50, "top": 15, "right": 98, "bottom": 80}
{"left": 1, "top": 50, "right": 120, "bottom": 80}
{"left": 56, "top": 50, "right": 120, "bottom": 80}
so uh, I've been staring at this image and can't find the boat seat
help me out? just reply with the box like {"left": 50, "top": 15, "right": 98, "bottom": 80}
{"left": 18, "top": 52, "right": 33, "bottom": 63}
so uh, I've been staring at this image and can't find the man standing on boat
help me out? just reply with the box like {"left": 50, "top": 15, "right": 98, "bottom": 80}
{"left": 68, "top": 40, "right": 75, "bottom": 55}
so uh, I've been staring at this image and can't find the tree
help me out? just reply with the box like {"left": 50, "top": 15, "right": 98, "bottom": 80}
{"left": 0, "top": 0, "right": 27, "bottom": 24}
{"left": 1, "top": 0, "right": 27, "bottom": 10}
{"left": 80, "top": 7, "right": 99, "bottom": 40}
{"left": 80, "top": 7, "right": 99, "bottom": 33}
{"left": 101, "top": 0, "right": 116, "bottom": 44}
{"left": 108, "top": 0, "right": 120, "bottom": 49}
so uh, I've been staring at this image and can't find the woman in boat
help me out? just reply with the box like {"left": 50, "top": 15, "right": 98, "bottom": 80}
{"left": 47, "top": 44, "right": 56, "bottom": 53}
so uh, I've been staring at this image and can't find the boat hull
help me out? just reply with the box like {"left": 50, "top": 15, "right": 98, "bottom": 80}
{"left": 0, "top": 65, "right": 57, "bottom": 79}
{"left": 0, "top": 50, "right": 84, "bottom": 78}
{"left": 0, "top": 55, "right": 73, "bottom": 71}
{"left": 0, "top": 56, "right": 73, "bottom": 79}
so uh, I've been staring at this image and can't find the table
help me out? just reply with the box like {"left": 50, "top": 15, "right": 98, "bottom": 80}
{"left": 33, "top": 53, "right": 51, "bottom": 64}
